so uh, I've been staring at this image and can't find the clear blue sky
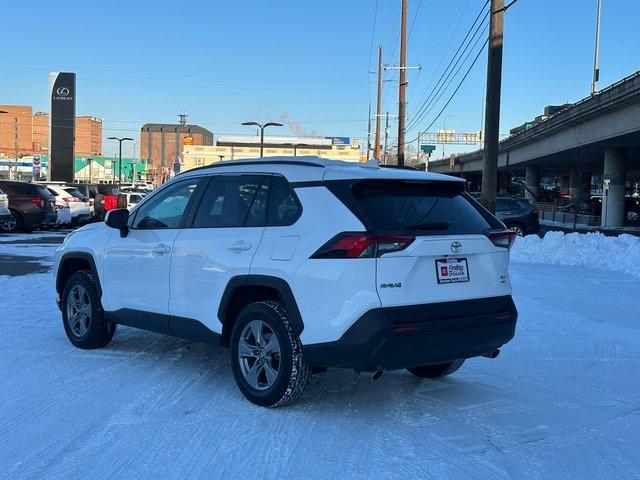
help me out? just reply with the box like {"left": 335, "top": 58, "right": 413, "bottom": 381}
{"left": 1, "top": 0, "right": 639, "bottom": 157}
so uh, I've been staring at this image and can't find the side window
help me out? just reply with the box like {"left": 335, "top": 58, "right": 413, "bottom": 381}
{"left": 193, "top": 175, "right": 265, "bottom": 228}
{"left": 267, "top": 176, "right": 301, "bottom": 226}
{"left": 132, "top": 178, "right": 203, "bottom": 229}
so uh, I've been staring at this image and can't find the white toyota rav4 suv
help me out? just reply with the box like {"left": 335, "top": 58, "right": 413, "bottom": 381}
{"left": 54, "top": 157, "right": 517, "bottom": 407}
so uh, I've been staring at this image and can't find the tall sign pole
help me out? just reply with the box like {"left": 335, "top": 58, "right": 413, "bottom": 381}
{"left": 49, "top": 72, "right": 76, "bottom": 182}
{"left": 480, "top": 0, "right": 504, "bottom": 213}
{"left": 374, "top": 45, "right": 383, "bottom": 160}
{"left": 397, "top": 0, "right": 408, "bottom": 166}
{"left": 591, "top": 0, "right": 602, "bottom": 95}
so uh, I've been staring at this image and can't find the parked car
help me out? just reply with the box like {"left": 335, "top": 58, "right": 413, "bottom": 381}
{"left": 495, "top": 196, "right": 540, "bottom": 236}
{"left": 96, "top": 185, "right": 126, "bottom": 218}
{"left": 124, "top": 192, "right": 146, "bottom": 210}
{"left": 44, "top": 184, "right": 93, "bottom": 226}
{"left": 0, "top": 180, "right": 57, "bottom": 233}
{"left": 68, "top": 183, "right": 103, "bottom": 221}
{"left": 54, "top": 157, "right": 518, "bottom": 407}
{"left": 0, "top": 186, "right": 11, "bottom": 225}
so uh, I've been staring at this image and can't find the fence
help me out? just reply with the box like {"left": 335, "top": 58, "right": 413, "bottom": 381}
{"left": 536, "top": 202, "right": 601, "bottom": 228}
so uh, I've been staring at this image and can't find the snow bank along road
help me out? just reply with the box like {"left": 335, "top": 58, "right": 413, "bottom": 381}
{"left": 0, "top": 232, "right": 639, "bottom": 479}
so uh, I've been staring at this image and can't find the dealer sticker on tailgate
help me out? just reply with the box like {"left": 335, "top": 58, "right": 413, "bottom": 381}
{"left": 436, "top": 258, "right": 469, "bottom": 284}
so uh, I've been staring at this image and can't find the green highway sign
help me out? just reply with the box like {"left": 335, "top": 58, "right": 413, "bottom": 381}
{"left": 420, "top": 144, "right": 436, "bottom": 154}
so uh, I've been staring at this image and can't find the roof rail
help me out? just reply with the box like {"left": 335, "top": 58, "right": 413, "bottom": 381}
{"left": 178, "top": 158, "right": 325, "bottom": 175}
{"left": 380, "top": 164, "right": 420, "bottom": 171}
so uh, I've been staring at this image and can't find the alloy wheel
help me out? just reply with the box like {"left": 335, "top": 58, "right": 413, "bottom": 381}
{"left": 1, "top": 214, "right": 16, "bottom": 232}
{"left": 66, "top": 285, "right": 92, "bottom": 337}
{"left": 238, "top": 319, "right": 281, "bottom": 391}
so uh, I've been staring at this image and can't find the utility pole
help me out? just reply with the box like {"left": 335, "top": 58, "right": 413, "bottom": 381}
{"left": 374, "top": 45, "right": 383, "bottom": 160}
{"left": 366, "top": 104, "right": 372, "bottom": 160}
{"left": 397, "top": 0, "right": 408, "bottom": 166}
{"left": 383, "top": 111, "right": 390, "bottom": 165}
{"left": 481, "top": 0, "right": 504, "bottom": 214}
{"left": 13, "top": 116, "right": 18, "bottom": 181}
{"left": 591, "top": 0, "right": 602, "bottom": 95}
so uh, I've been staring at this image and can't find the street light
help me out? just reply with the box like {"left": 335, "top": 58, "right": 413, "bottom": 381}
{"left": 107, "top": 136, "right": 133, "bottom": 188}
{"left": 241, "top": 121, "right": 283, "bottom": 157}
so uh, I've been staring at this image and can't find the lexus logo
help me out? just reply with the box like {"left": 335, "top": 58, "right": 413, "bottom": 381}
{"left": 450, "top": 241, "right": 462, "bottom": 254}
{"left": 56, "top": 87, "right": 70, "bottom": 96}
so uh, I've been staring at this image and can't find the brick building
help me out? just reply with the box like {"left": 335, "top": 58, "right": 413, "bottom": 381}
{"left": 32, "top": 112, "right": 49, "bottom": 154}
{"left": 75, "top": 116, "right": 102, "bottom": 156}
{"left": 0, "top": 105, "right": 34, "bottom": 157}
{"left": 140, "top": 123, "right": 213, "bottom": 184}
{"left": 0, "top": 106, "right": 103, "bottom": 157}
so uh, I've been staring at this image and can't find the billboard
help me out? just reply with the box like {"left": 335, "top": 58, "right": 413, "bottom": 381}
{"left": 325, "top": 136, "right": 351, "bottom": 145}
{"left": 49, "top": 72, "right": 76, "bottom": 182}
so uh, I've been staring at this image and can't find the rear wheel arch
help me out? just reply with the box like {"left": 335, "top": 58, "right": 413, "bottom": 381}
{"left": 218, "top": 275, "right": 304, "bottom": 347}
{"left": 57, "top": 253, "right": 102, "bottom": 298}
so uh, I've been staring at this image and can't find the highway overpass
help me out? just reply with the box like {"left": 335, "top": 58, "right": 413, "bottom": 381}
{"left": 430, "top": 71, "right": 640, "bottom": 228}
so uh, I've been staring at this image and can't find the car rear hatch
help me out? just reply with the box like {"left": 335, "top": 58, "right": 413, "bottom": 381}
{"left": 325, "top": 178, "right": 515, "bottom": 309}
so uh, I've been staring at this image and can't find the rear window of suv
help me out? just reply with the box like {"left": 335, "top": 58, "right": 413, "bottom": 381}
{"left": 327, "top": 179, "right": 501, "bottom": 235}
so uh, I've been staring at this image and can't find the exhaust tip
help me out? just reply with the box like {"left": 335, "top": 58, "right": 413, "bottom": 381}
{"left": 482, "top": 349, "right": 501, "bottom": 359}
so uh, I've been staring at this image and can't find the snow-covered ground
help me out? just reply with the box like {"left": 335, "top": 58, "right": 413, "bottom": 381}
{"left": 0, "top": 232, "right": 639, "bottom": 479}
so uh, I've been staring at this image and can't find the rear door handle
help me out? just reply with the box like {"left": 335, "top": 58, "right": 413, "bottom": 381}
{"left": 151, "top": 244, "right": 171, "bottom": 256}
{"left": 228, "top": 241, "right": 252, "bottom": 253}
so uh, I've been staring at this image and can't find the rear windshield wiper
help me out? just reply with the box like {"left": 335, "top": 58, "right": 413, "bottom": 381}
{"left": 405, "top": 221, "right": 450, "bottom": 231}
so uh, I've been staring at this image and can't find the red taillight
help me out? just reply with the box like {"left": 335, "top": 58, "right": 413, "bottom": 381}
{"left": 485, "top": 230, "right": 517, "bottom": 249}
{"left": 312, "top": 233, "right": 415, "bottom": 259}
{"left": 29, "top": 196, "right": 44, "bottom": 208}
{"left": 531, "top": 208, "right": 539, "bottom": 217}
{"left": 63, "top": 197, "right": 81, "bottom": 203}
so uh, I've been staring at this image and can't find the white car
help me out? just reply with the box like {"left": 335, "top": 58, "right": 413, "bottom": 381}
{"left": 0, "top": 187, "right": 10, "bottom": 226}
{"left": 124, "top": 192, "right": 146, "bottom": 210}
{"left": 45, "top": 184, "right": 92, "bottom": 226}
{"left": 53, "top": 157, "right": 518, "bottom": 407}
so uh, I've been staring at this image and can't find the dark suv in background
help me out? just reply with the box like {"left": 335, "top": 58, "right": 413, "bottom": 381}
{"left": 495, "top": 196, "right": 540, "bottom": 236}
{"left": 0, "top": 180, "right": 58, "bottom": 233}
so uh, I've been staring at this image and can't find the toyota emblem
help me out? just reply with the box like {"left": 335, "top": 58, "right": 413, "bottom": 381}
{"left": 450, "top": 241, "right": 462, "bottom": 253}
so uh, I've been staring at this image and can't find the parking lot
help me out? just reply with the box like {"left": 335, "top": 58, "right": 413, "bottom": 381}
{"left": 1, "top": 231, "right": 639, "bottom": 479}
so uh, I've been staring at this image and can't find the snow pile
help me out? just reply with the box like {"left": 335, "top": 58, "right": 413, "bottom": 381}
{"left": 511, "top": 231, "right": 640, "bottom": 278}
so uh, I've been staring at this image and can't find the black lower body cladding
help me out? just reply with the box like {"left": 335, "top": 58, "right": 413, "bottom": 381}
{"left": 303, "top": 295, "right": 517, "bottom": 371}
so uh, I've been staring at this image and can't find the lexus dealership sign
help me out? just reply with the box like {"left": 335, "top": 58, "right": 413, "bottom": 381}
{"left": 49, "top": 72, "right": 76, "bottom": 182}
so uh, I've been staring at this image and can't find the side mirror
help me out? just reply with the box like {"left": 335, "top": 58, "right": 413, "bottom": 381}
{"left": 105, "top": 208, "right": 130, "bottom": 237}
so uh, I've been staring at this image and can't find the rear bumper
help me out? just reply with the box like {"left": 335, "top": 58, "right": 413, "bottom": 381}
{"left": 71, "top": 213, "right": 93, "bottom": 225}
{"left": 303, "top": 295, "right": 517, "bottom": 371}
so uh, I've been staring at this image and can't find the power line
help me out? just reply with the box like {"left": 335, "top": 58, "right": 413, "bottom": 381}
{"left": 405, "top": 13, "right": 488, "bottom": 133}
{"left": 405, "top": 0, "right": 490, "bottom": 131}
{"left": 389, "top": 37, "right": 488, "bottom": 151}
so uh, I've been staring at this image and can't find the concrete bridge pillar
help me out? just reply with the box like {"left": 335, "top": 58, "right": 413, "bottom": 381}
{"left": 569, "top": 165, "right": 584, "bottom": 202}
{"left": 525, "top": 165, "right": 540, "bottom": 203}
{"left": 601, "top": 147, "right": 627, "bottom": 228}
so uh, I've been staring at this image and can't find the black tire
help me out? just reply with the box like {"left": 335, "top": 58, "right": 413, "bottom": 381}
{"left": 230, "top": 301, "right": 311, "bottom": 407}
{"left": 407, "top": 359, "right": 465, "bottom": 379}
{"left": 61, "top": 271, "right": 116, "bottom": 349}
{"left": 0, "top": 209, "right": 22, "bottom": 233}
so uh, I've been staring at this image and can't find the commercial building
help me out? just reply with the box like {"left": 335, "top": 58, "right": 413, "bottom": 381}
{"left": 75, "top": 116, "right": 102, "bottom": 157}
{"left": 182, "top": 135, "right": 363, "bottom": 171}
{"left": 32, "top": 112, "right": 49, "bottom": 153}
{"left": 140, "top": 123, "right": 213, "bottom": 184}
